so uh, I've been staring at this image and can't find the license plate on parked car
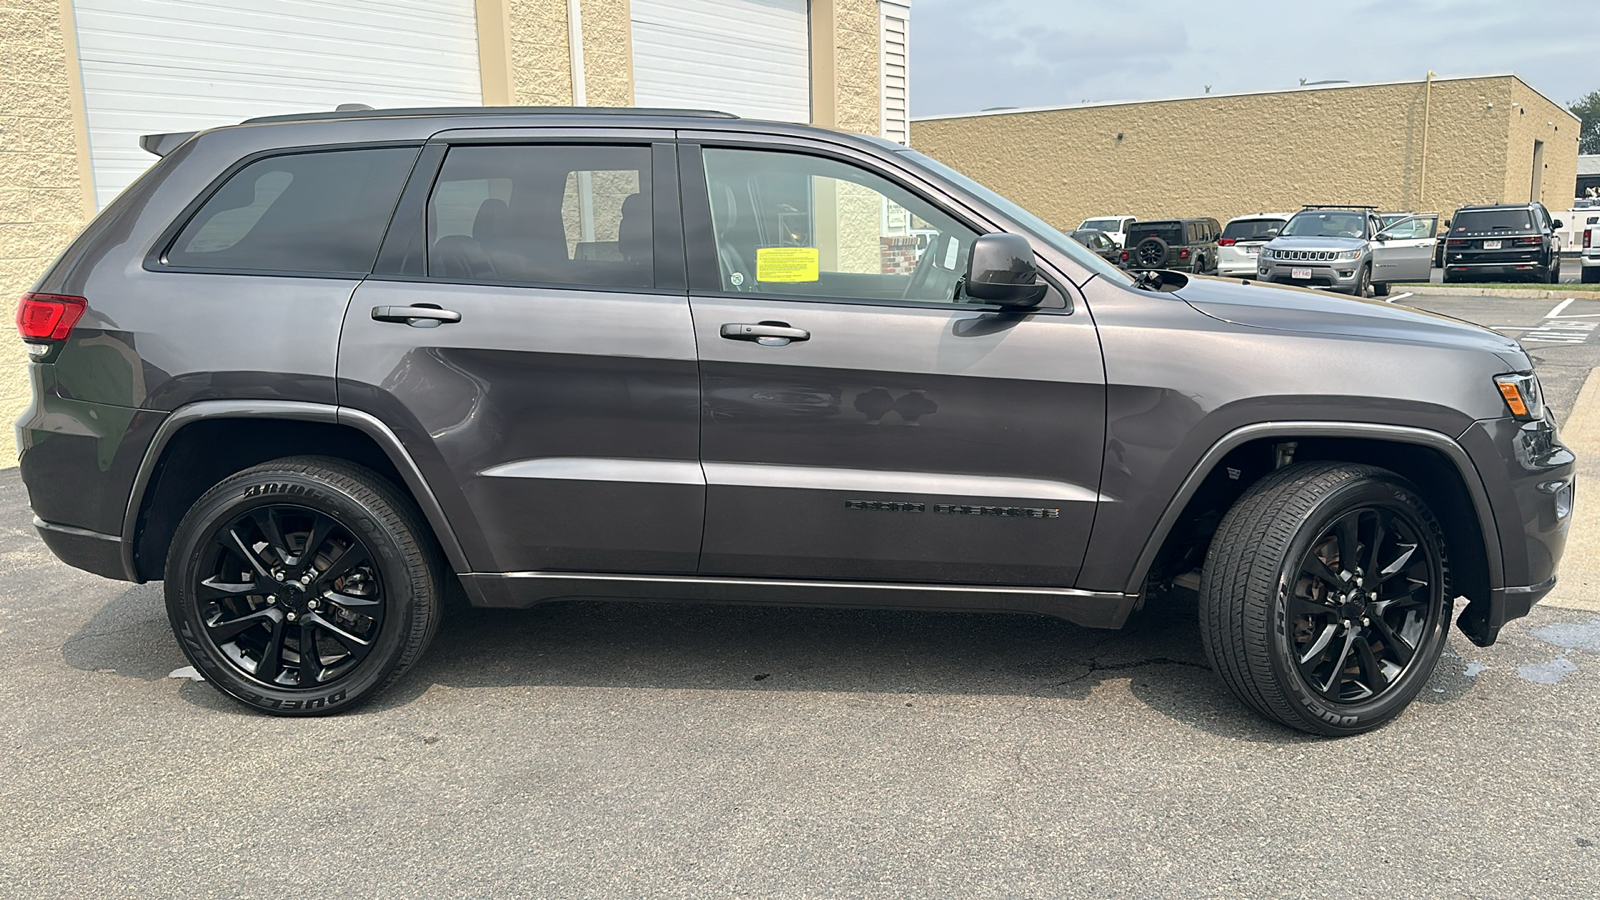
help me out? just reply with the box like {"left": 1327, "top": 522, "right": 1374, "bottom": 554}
{"left": 1292, "top": 267, "right": 1312, "bottom": 279}
{"left": 1483, "top": 240, "right": 1502, "bottom": 250}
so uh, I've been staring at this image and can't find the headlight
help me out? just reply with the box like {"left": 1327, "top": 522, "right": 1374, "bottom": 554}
{"left": 1495, "top": 372, "right": 1545, "bottom": 420}
{"left": 1259, "top": 248, "right": 1274, "bottom": 260}
{"left": 1337, "top": 249, "right": 1362, "bottom": 260}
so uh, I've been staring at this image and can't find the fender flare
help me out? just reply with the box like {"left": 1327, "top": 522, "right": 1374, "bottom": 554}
{"left": 119, "top": 400, "right": 472, "bottom": 582}
{"left": 1122, "top": 420, "right": 1503, "bottom": 596}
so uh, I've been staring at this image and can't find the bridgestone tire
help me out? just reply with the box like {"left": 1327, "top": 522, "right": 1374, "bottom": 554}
{"left": 1198, "top": 462, "right": 1452, "bottom": 736}
{"left": 164, "top": 456, "right": 443, "bottom": 716}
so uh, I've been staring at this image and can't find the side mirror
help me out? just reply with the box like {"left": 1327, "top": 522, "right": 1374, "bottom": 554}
{"left": 964, "top": 233, "right": 1049, "bottom": 307}
{"left": 1553, "top": 219, "right": 1565, "bottom": 229}
{"left": 1443, "top": 219, "right": 1451, "bottom": 228}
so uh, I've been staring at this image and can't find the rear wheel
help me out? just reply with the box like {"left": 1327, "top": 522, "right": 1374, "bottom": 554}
{"left": 164, "top": 456, "right": 443, "bottom": 715}
{"left": 1199, "top": 462, "right": 1451, "bottom": 736}
{"left": 1373, "top": 282, "right": 1391, "bottom": 297}
{"left": 1582, "top": 265, "right": 1600, "bottom": 284}
{"left": 1549, "top": 256, "right": 1561, "bottom": 284}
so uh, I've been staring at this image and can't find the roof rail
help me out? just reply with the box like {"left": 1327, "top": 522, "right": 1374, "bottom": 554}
{"left": 1299, "top": 204, "right": 1378, "bottom": 210}
{"left": 241, "top": 105, "right": 738, "bottom": 125}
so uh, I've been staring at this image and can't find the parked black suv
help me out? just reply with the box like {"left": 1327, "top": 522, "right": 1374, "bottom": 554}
{"left": 15, "top": 107, "right": 1572, "bottom": 735}
{"left": 1118, "top": 218, "right": 1220, "bottom": 275}
{"left": 1443, "top": 202, "right": 1564, "bottom": 283}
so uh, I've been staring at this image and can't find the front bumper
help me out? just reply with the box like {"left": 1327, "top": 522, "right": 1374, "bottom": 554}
{"left": 1256, "top": 258, "right": 1365, "bottom": 294}
{"left": 1455, "top": 415, "right": 1574, "bottom": 645}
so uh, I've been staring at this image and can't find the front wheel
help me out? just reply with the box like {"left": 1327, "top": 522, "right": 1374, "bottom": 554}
{"left": 1199, "top": 463, "right": 1451, "bottom": 736}
{"left": 164, "top": 456, "right": 443, "bottom": 715}
{"left": 1373, "top": 281, "right": 1391, "bottom": 297}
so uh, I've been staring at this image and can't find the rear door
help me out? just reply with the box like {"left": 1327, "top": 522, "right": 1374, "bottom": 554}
{"left": 338, "top": 133, "right": 704, "bottom": 575}
{"left": 1371, "top": 215, "right": 1435, "bottom": 283}
{"left": 679, "top": 138, "right": 1106, "bottom": 587}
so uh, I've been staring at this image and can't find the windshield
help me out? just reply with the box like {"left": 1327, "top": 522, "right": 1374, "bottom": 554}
{"left": 1080, "top": 217, "right": 1125, "bottom": 232}
{"left": 1281, "top": 210, "right": 1368, "bottom": 239}
{"left": 897, "top": 150, "right": 1131, "bottom": 284}
{"left": 1222, "top": 218, "right": 1285, "bottom": 241}
{"left": 1452, "top": 209, "right": 1533, "bottom": 232}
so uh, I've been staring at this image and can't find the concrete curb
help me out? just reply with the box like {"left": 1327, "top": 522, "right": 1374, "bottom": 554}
{"left": 1539, "top": 365, "right": 1600, "bottom": 613}
{"left": 1397, "top": 286, "right": 1600, "bottom": 299}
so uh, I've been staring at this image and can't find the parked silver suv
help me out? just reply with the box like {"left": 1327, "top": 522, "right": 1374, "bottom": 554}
{"left": 1259, "top": 206, "right": 1433, "bottom": 296}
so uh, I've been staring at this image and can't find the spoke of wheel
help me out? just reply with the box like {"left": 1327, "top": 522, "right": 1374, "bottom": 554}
{"left": 1369, "top": 615, "right": 1416, "bottom": 665}
{"left": 326, "top": 590, "right": 381, "bottom": 609}
{"left": 257, "top": 616, "right": 286, "bottom": 681}
{"left": 308, "top": 611, "right": 373, "bottom": 648}
{"left": 197, "top": 576, "right": 260, "bottom": 602}
{"left": 298, "top": 622, "right": 321, "bottom": 686}
{"left": 1322, "top": 628, "right": 1358, "bottom": 696}
{"left": 1365, "top": 510, "right": 1389, "bottom": 583}
{"left": 227, "top": 528, "right": 273, "bottom": 579}
{"left": 314, "top": 542, "right": 370, "bottom": 589}
{"left": 209, "top": 607, "right": 278, "bottom": 642}
{"left": 1299, "top": 623, "right": 1338, "bottom": 664}
{"left": 250, "top": 508, "right": 289, "bottom": 565}
{"left": 1336, "top": 513, "right": 1360, "bottom": 576}
{"left": 1354, "top": 634, "right": 1389, "bottom": 692}
{"left": 1302, "top": 555, "right": 1345, "bottom": 590}
{"left": 1380, "top": 543, "right": 1418, "bottom": 583}
{"left": 296, "top": 516, "right": 335, "bottom": 570}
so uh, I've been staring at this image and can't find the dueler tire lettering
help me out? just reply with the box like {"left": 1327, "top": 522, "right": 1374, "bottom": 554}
{"left": 163, "top": 455, "right": 443, "bottom": 717}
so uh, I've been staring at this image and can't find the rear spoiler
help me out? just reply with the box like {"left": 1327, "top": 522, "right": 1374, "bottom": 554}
{"left": 139, "top": 131, "right": 197, "bottom": 157}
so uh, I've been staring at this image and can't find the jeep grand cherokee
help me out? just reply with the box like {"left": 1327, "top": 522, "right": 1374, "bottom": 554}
{"left": 14, "top": 107, "right": 1572, "bottom": 735}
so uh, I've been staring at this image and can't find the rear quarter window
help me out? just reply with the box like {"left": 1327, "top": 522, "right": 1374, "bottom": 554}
{"left": 165, "top": 146, "right": 418, "bottom": 274}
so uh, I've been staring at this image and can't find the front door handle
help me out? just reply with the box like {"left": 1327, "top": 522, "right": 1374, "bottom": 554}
{"left": 371, "top": 305, "right": 462, "bottom": 327}
{"left": 720, "top": 321, "right": 810, "bottom": 346}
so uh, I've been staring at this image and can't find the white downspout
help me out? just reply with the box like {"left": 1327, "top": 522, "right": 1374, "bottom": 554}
{"left": 567, "top": 0, "right": 594, "bottom": 242}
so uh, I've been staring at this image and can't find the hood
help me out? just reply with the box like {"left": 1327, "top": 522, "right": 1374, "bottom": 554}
{"left": 1265, "top": 235, "right": 1367, "bottom": 252}
{"left": 1169, "top": 274, "right": 1527, "bottom": 363}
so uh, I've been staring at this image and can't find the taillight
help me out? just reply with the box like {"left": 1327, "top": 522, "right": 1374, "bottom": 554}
{"left": 17, "top": 292, "right": 87, "bottom": 342}
{"left": 1585, "top": 229, "right": 1592, "bottom": 249}
{"left": 1179, "top": 248, "right": 1190, "bottom": 259}
{"left": 1218, "top": 238, "right": 1236, "bottom": 246}
{"left": 1120, "top": 250, "right": 1130, "bottom": 261}
{"left": 1446, "top": 239, "right": 1468, "bottom": 248}
{"left": 1514, "top": 236, "right": 1542, "bottom": 246}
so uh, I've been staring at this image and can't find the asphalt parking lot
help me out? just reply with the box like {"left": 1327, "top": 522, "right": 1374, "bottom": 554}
{"left": 5, "top": 289, "right": 1600, "bottom": 898}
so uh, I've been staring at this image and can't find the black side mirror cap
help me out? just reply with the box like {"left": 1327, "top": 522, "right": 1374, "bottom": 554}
{"left": 1553, "top": 219, "right": 1565, "bottom": 229}
{"left": 964, "top": 233, "right": 1048, "bottom": 307}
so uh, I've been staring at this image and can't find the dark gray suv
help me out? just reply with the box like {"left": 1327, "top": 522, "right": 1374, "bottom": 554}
{"left": 14, "top": 107, "right": 1573, "bottom": 735}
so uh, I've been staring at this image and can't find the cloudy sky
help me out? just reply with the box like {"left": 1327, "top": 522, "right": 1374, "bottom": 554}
{"left": 910, "top": 0, "right": 1598, "bottom": 118}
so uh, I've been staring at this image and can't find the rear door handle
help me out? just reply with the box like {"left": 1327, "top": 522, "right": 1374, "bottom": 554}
{"left": 371, "top": 305, "right": 462, "bottom": 327}
{"left": 720, "top": 321, "right": 810, "bottom": 345}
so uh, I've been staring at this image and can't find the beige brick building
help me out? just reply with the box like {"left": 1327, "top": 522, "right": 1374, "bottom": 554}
{"left": 0, "top": 0, "right": 912, "bottom": 464}
{"left": 912, "top": 74, "right": 1581, "bottom": 236}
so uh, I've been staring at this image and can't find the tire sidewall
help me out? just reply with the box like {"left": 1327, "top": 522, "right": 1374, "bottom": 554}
{"left": 1266, "top": 477, "right": 1452, "bottom": 734}
{"left": 165, "top": 469, "right": 419, "bottom": 715}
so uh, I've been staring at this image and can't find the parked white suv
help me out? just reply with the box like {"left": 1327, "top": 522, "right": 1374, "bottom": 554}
{"left": 1076, "top": 215, "right": 1137, "bottom": 248}
{"left": 1581, "top": 212, "right": 1599, "bottom": 284}
{"left": 1217, "top": 213, "right": 1291, "bottom": 277}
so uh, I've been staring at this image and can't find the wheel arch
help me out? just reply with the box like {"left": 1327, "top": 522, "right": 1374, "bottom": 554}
{"left": 1129, "top": 422, "right": 1500, "bottom": 607}
{"left": 121, "top": 401, "right": 473, "bottom": 584}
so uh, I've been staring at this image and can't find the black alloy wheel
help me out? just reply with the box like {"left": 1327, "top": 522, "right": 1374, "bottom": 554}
{"left": 1284, "top": 506, "right": 1442, "bottom": 704}
{"left": 194, "top": 504, "right": 385, "bottom": 690}
{"left": 1136, "top": 237, "right": 1168, "bottom": 268}
{"left": 1200, "top": 462, "right": 1451, "bottom": 735}
{"left": 166, "top": 457, "right": 442, "bottom": 715}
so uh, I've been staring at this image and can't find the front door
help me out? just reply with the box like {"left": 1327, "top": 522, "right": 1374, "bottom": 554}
{"left": 681, "top": 144, "right": 1106, "bottom": 587}
{"left": 339, "top": 138, "right": 703, "bottom": 575}
{"left": 1371, "top": 215, "right": 1436, "bottom": 284}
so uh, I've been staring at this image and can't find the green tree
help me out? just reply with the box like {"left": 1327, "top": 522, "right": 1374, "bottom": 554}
{"left": 1573, "top": 90, "right": 1600, "bottom": 155}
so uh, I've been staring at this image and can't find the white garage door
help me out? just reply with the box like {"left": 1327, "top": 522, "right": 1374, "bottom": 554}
{"left": 72, "top": 0, "right": 483, "bottom": 208}
{"left": 631, "top": 0, "right": 809, "bottom": 123}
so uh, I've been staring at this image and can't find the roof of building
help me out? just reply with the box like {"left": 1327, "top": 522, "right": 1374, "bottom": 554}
{"left": 913, "top": 73, "right": 1579, "bottom": 125}
{"left": 1580, "top": 155, "right": 1600, "bottom": 176}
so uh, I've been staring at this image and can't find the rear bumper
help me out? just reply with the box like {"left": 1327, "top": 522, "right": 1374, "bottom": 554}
{"left": 33, "top": 517, "right": 130, "bottom": 581}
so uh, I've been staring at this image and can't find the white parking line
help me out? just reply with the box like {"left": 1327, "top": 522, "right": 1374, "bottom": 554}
{"left": 1522, "top": 320, "right": 1599, "bottom": 343}
{"left": 1385, "top": 292, "right": 1412, "bottom": 304}
{"left": 1548, "top": 298, "right": 1576, "bottom": 318}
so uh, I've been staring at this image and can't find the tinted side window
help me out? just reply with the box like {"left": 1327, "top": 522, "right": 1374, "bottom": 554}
{"left": 167, "top": 147, "right": 417, "bottom": 274}
{"left": 426, "top": 144, "right": 653, "bottom": 289}
{"left": 699, "top": 148, "right": 979, "bottom": 304}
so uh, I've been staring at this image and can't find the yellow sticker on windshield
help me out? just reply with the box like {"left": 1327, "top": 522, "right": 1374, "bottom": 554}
{"left": 756, "top": 247, "right": 820, "bottom": 282}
